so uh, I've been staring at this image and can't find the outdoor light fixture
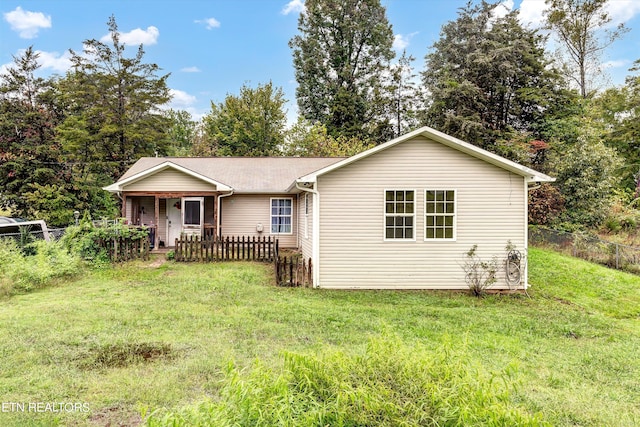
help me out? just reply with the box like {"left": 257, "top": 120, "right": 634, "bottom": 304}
{"left": 73, "top": 211, "right": 80, "bottom": 226}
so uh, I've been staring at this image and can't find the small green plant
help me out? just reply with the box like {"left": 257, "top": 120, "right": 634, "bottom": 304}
{"left": 462, "top": 245, "right": 498, "bottom": 296}
{"left": 0, "top": 238, "right": 82, "bottom": 295}
{"left": 166, "top": 250, "right": 175, "bottom": 261}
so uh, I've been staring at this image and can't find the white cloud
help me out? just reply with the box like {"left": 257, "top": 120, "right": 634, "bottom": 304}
{"left": 1, "top": 49, "right": 72, "bottom": 75}
{"left": 4, "top": 6, "right": 51, "bottom": 39}
{"left": 181, "top": 66, "right": 201, "bottom": 73}
{"left": 169, "top": 89, "right": 197, "bottom": 107}
{"left": 282, "top": 0, "right": 305, "bottom": 15}
{"left": 518, "top": 0, "right": 546, "bottom": 28}
{"left": 493, "top": 0, "right": 514, "bottom": 20}
{"left": 35, "top": 50, "right": 72, "bottom": 73}
{"left": 604, "top": 0, "right": 640, "bottom": 26}
{"left": 392, "top": 32, "right": 418, "bottom": 51}
{"left": 195, "top": 18, "right": 220, "bottom": 30}
{"left": 602, "top": 59, "right": 629, "bottom": 70}
{"left": 100, "top": 26, "right": 160, "bottom": 46}
{"left": 517, "top": 0, "right": 640, "bottom": 29}
{"left": 393, "top": 34, "right": 409, "bottom": 51}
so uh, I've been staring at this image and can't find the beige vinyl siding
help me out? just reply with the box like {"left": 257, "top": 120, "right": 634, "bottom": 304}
{"left": 299, "top": 192, "right": 313, "bottom": 259}
{"left": 221, "top": 194, "right": 298, "bottom": 248}
{"left": 122, "top": 169, "right": 217, "bottom": 192}
{"left": 317, "top": 137, "right": 526, "bottom": 289}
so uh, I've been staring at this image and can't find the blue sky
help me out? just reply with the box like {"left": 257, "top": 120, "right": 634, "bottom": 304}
{"left": 2, "top": 0, "right": 640, "bottom": 123}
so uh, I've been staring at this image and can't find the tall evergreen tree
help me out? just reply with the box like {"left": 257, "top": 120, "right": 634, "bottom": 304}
{"left": 0, "top": 47, "right": 69, "bottom": 224}
{"left": 57, "top": 15, "right": 171, "bottom": 182}
{"left": 421, "top": 1, "right": 566, "bottom": 153}
{"left": 289, "top": 0, "right": 395, "bottom": 140}
{"left": 544, "top": 0, "right": 629, "bottom": 98}
{"left": 200, "top": 82, "right": 287, "bottom": 156}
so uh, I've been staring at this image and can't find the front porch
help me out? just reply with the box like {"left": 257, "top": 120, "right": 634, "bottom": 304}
{"left": 122, "top": 193, "right": 220, "bottom": 249}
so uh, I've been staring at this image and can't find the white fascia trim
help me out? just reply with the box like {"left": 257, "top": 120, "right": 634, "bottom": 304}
{"left": 103, "top": 161, "right": 233, "bottom": 193}
{"left": 297, "top": 126, "right": 555, "bottom": 184}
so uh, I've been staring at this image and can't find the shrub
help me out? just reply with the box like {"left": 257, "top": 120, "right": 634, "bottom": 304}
{"left": 461, "top": 245, "right": 499, "bottom": 296}
{"left": 145, "top": 334, "right": 547, "bottom": 426}
{"left": 0, "top": 238, "right": 82, "bottom": 295}
{"left": 61, "top": 218, "right": 149, "bottom": 263}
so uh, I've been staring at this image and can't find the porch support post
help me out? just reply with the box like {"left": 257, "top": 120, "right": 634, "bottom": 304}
{"left": 121, "top": 193, "right": 127, "bottom": 221}
{"left": 213, "top": 193, "right": 218, "bottom": 237}
{"left": 154, "top": 195, "right": 160, "bottom": 249}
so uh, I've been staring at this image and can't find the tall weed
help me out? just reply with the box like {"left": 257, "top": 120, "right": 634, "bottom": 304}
{"left": 146, "top": 334, "right": 548, "bottom": 426}
{"left": 0, "top": 238, "right": 81, "bottom": 295}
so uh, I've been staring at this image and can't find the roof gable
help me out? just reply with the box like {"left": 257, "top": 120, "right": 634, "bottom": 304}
{"left": 104, "top": 161, "right": 232, "bottom": 193}
{"left": 297, "top": 126, "right": 555, "bottom": 184}
{"left": 106, "top": 157, "right": 344, "bottom": 193}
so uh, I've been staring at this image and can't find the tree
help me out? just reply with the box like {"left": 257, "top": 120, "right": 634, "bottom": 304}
{"left": 592, "top": 59, "right": 640, "bottom": 191}
{"left": 201, "top": 82, "right": 287, "bottom": 156}
{"left": 544, "top": 0, "right": 629, "bottom": 98}
{"left": 289, "top": 0, "right": 395, "bottom": 140}
{"left": 550, "top": 117, "right": 622, "bottom": 226}
{"left": 0, "top": 47, "right": 68, "bottom": 223}
{"left": 57, "top": 15, "right": 172, "bottom": 182}
{"left": 165, "top": 109, "right": 199, "bottom": 156}
{"left": 283, "top": 118, "right": 374, "bottom": 157}
{"left": 388, "top": 51, "right": 420, "bottom": 138}
{"left": 421, "top": 1, "right": 566, "bottom": 153}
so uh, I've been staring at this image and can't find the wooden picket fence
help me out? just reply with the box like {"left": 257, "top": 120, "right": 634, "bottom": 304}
{"left": 174, "top": 235, "right": 278, "bottom": 262}
{"left": 98, "top": 236, "right": 151, "bottom": 262}
{"left": 275, "top": 256, "right": 313, "bottom": 287}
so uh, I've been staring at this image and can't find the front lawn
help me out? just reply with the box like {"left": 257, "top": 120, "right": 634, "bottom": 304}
{"left": 0, "top": 248, "right": 638, "bottom": 426}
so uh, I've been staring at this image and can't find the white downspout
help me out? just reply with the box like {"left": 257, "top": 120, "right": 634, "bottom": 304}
{"left": 296, "top": 181, "right": 320, "bottom": 288}
{"left": 217, "top": 190, "right": 234, "bottom": 237}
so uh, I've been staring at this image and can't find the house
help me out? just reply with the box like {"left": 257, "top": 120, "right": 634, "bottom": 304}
{"left": 104, "top": 126, "right": 554, "bottom": 290}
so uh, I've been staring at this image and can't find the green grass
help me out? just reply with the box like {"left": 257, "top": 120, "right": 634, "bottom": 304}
{"left": 0, "top": 248, "right": 638, "bottom": 426}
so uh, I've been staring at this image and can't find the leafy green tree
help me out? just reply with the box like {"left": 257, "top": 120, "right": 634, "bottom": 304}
{"left": 544, "top": 0, "right": 629, "bottom": 98}
{"left": 289, "top": 0, "right": 395, "bottom": 140}
{"left": 551, "top": 117, "right": 622, "bottom": 226}
{"left": 283, "top": 118, "right": 374, "bottom": 157}
{"left": 0, "top": 47, "right": 67, "bottom": 223}
{"left": 165, "top": 109, "right": 199, "bottom": 156}
{"left": 201, "top": 82, "right": 287, "bottom": 156}
{"left": 57, "top": 15, "right": 172, "bottom": 182}
{"left": 421, "top": 1, "right": 566, "bottom": 153}
{"left": 592, "top": 60, "right": 640, "bottom": 190}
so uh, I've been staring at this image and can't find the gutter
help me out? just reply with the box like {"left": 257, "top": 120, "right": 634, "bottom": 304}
{"left": 217, "top": 189, "right": 234, "bottom": 237}
{"left": 295, "top": 181, "right": 320, "bottom": 288}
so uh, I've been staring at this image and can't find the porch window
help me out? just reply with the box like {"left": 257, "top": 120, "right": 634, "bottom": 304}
{"left": 184, "top": 200, "right": 201, "bottom": 225}
{"left": 384, "top": 190, "right": 415, "bottom": 240}
{"left": 271, "top": 198, "right": 293, "bottom": 234}
{"left": 425, "top": 190, "right": 456, "bottom": 240}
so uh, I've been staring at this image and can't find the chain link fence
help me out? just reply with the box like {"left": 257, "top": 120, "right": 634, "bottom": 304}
{"left": 529, "top": 226, "right": 640, "bottom": 275}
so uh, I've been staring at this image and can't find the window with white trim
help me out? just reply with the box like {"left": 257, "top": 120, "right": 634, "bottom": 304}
{"left": 271, "top": 198, "right": 293, "bottom": 234}
{"left": 384, "top": 190, "right": 415, "bottom": 240}
{"left": 425, "top": 190, "right": 456, "bottom": 240}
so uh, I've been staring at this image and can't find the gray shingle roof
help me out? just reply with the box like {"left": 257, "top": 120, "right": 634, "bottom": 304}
{"left": 118, "top": 157, "right": 345, "bottom": 193}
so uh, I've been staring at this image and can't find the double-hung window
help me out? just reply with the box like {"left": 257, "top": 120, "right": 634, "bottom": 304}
{"left": 271, "top": 198, "right": 293, "bottom": 234}
{"left": 425, "top": 190, "right": 456, "bottom": 240}
{"left": 384, "top": 190, "right": 415, "bottom": 240}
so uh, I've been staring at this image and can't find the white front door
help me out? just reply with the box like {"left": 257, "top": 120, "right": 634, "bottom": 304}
{"left": 167, "top": 198, "right": 182, "bottom": 246}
